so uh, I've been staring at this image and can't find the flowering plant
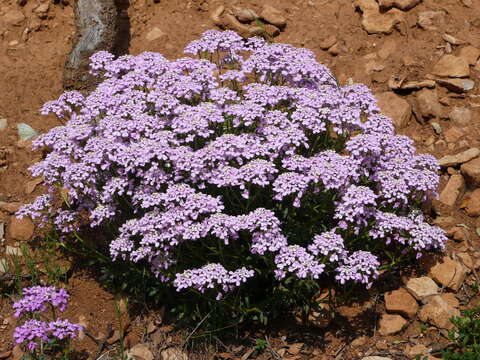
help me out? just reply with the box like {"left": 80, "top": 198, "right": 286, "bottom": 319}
{"left": 19, "top": 30, "right": 445, "bottom": 322}
{"left": 12, "top": 286, "right": 82, "bottom": 358}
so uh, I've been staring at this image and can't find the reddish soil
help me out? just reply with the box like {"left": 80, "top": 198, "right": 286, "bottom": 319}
{"left": 1, "top": 0, "right": 480, "bottom": 359}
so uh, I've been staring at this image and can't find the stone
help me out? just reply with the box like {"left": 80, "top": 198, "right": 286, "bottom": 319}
{"left": 442, "top": 33, "right": 465, "bottom": 45}
{"left": 210, "top": 5, "right": 225, "bottom": 25}
{"left": 404, "top": 344, "right": 430, "bottom": 359}
{"left": 0, "top": 202, "right": 21, "bottom": 214}
{"left": 417, "top": 89, "right": 442, "bottom": 119}
{"left": 351, "top": 336, "right": 368, "bottom": 347}
{"left": 418, "top": 295, "right": 460, "bottom": 329}
{"left": 439, "top": 174, "right": 465, "bottom": 207}
{"left": 260, "top": 5, "right": 286, "bottom": 29}
{"left": 459, "top": 46, "right": 480, "bottom": 65}
{"left": 378, "top": 313, "right": 407, "bottom": 336}
{"left": 378, "top": 0, "right": 422, "bottom": 10}
{"left": 376, "top": 92, "right": 411, "bottom": 128}
{"left": 232, "top": 7, "right": 258, "bottom": 23}
{"left": 438, "top": 148, "right": 480, "bottom": 167}
{"left": 319, "top": 35, "right": 337, "bottom": 50}
{"left": 0, "top": 118, "right": 7, "bottom": 131}
{"left": 264, "top": 24, "right": 280, "bottom": 38}
{"left": 385, "top": 288, "right": 419, "bottom": 318}
{"left": 3, "top": 10, "right": 25, "bottom": 26}
{"left": 444, "top": 127, "right": 464, "bottom": 143}
{"left": 449, "top": 107, "right": 472, "bottom": 127}
{"left": 145, "top": 27, "right": 166, "bottom": 42}
{"left": 431, "top": 122, "right": 442, "bottom": 135}
{"left": 160, "top": 347, "right": 188, "bottom": 360}
{"left": 440, "top": 293, "right": 460, "bottom": 308}
{"left": 34, "top": 2, "right": 49, "bottom": 18}
{"left": 429, "top": 257, "right": 467, "bottom": 291}
{"left": 433, "top": 55, "right": 470, "bottom": 78}
{"left": 127, "top": 344, "right": 154, "bottom": 360}
{"left": 365, "top": 60, "right": 385, "bottom": 73}
{"left": 405, "top": 277, "right": 439, "bottom": 300}
{"left": 8, "top": 216, "right": 35, "bottom": 241}
{"left": 437, "top": 78, "right": 475, "bottom": 93}
{"left": 401, "top": 80, "right": 436, "bottom": 90}
{"left": 355, "top": 0, "right": 403, "bottom": 34}
{"left": 327, "top": 42, "right": 342, "bottom": 56}
{"left": 461, "top": 157, "right": 480, "bottom": 186}
{"left": 417, "top": 11, "right": 444, "bottom": 31}
{"left": 466, "top": 189, "right": 480, "bottom": 217}
{"left": 25, "top": 178, "right": 43, "bottom": 194}
{"left": 16, "top": 123, "right": 38, "bottom": 141}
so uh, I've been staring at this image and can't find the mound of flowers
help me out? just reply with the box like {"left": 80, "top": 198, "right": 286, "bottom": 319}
{"left": 20, "top": 30, "right": 445, "bottom": 312}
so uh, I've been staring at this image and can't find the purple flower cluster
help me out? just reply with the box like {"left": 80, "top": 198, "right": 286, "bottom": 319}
{"left": 12, "top": 287, "right": 81, "bottom": 352}
{"left": 13, "top": 286, "right": 69, "bottom": 318}
{"left": 20, "top": 30, "right": 445, "bottom": 298}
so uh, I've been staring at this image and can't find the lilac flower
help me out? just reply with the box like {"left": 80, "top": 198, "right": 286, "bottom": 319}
{"left": 274, "top": 245, "right": 325, "bottom": 280}
{"left": 47, "top": 320, "right": 82, "bottom": 340}
{"left": 309, "top": 230, "right": 347, "bottom": 262}
{"left": 13, "top": 320, "right": 49, "bottom": 351}
{"left": 335, "top": 251, "right": 380, "bottom": 288}
{"left": 13, "top": 286, "right": 69, "bottom": 318}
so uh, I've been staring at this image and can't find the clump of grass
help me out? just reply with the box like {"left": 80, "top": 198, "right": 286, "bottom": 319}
{"left": 442, "top": 307, "right": 480, "bottom": 360}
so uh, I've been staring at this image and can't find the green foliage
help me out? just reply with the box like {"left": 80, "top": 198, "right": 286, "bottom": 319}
{"left": 442, "top": 307, "right": 480, "bottom": 360}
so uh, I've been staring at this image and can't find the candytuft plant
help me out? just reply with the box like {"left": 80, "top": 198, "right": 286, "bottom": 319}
{"left": 19, "top": 30, "right": 445, "bottom": 326}
{"left": 13, "top": 286, "right": 82, "bottom": 359}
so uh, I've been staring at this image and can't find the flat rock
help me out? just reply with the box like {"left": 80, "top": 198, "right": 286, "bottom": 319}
{"left": 418, "top": 295, "right": 460, "bottom": 329}
{"left": 9, "top": 216, "right": 35, "bottom": 241}
{"left": 466, "top": 189, "right": 480, "bottom": 216}
{"left": 405, "top": 277, "right": 439, "bottom": 300}
{"left": 127, "top": 344, "right": 154, "bottom": 360}
{"left": 449, "top": 107, "right": 472, "bottom": 127}
{"left": 378, "top": 0, "right": 422, "bottom": 10}
{"left": 417, "top": 89, "right": 442, "bottom": 119}
{"left": 437, "top": 78, "right": 475, "bottom": 93}
{"left": 3, "top": 10, "right": 25, "bottom": 26}
{"left": 404, "top": 344, "right": 430, "bottom": 359}
{"left": 440, "top": 293, "right": 460, "bottom": 308}
{"left": 439, "top": 174, "right": 465, "bottom": 207}
{"left": 385, "top": 288, "right": 419, "bottom": 318}
{"left": 376, "top": 92, "right": 411, "bottom": 128}
{"left": 355, "top": 0, "right": 403, "bottom": 34}
{"left": 432, "top": 55, "right": 470, "bottom": 78}
{"left": 429, "top": 256, "right": 467, "bottom": 291}
{"left": 459, "top": 46, "right": 480, "bottom": 65}
{"left": 444, "top": 127, "right": 464, "bottom": 143}
{"left": 160, "top": 347, "right": 188, "bottom": 360}
{"left": 319, "top": 35, "right": 337, "bottom": 50}
{"left": 461, "top": 157, "right": 480, "bottom": 186}
{"left": 417, "top": 11, "right": 445, "bottom": 31}
{"left": 378, "top": 313, "right": 407, "bottom": 336}
{"left": 145, "top": 27, "right": 167, "bottom": 42}
{"left": 0, "top": 202, "right": 22, "bottom": 214}
{"left": 438, "top": 148, "right": 480, "bottom": 167}
{"left": 401, "top": 80, "right": 436, "bottom": 90}
{"left": 260, "top": 5, "right": 286, "bottom": 29}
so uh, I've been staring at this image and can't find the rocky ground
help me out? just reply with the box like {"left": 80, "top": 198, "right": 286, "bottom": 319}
{"left": 1, "top": 0, "right": 480, "bottom": 359}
